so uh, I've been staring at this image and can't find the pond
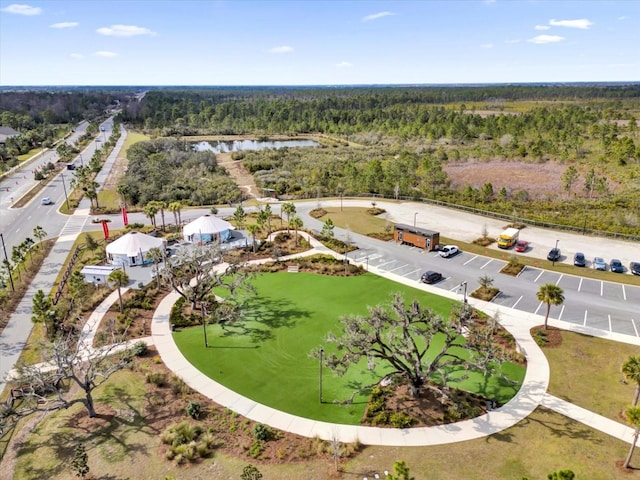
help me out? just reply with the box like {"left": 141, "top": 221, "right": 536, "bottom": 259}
{"left": 193, "top": 139, "right": 319, "bottom": 154}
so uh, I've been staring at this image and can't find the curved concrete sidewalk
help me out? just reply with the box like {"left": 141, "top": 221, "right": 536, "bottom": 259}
{"left": 150, "top": 239, "right": 557, "bottom": 446}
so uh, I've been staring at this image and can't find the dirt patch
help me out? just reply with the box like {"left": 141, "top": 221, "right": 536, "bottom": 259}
{"left": 532, "top": 326, "right": 563, "bottom": 348}
{"left": 363, "top": 383, "right": 493, "bottom": 428}
{"left": 216, "top": 151, "right": 259, "bottom": 198}
{"left": 445, "top": 160, "right": 566, "bottom": 199}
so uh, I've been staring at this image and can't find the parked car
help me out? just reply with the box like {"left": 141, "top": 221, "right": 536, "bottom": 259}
{"left": 593, "top": 257, "right": 607, "bottom": 271}
{"left": 610, "top": 259, "right": 624, "bottom": 273}
{"left": 41, "top": 197, "right": 53, "bottom": 205}
{"left": 420, "top": 270, "right": 443, "bottom": 284}
{"left": 514, "top": 240, "right": 529, "bottom": 253}
{"left": 631, "top": 262, "right": 640, "bottom": 276}
{"left": 573, "top": 252, "right": 586, "bottom": 267}
{"left": 439, "top": 245, "right": 459, "bottom": 258}
{"left": 547, "top": 248, "right": 561, "bottom": 262}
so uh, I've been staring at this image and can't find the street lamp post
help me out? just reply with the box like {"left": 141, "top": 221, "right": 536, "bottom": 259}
{"left": 0, "top": 233, "right": 15, "bottom": 291}
{"left": 319, "top": 347, "right": 324, "bottom": 403}
{"left": 60, "top": 171, "right": 70, "bottom": 211}
{"left": 460, "top": 281, "right": 468, "bottom": 308}
{"left": 413, "top": 212, "right": 419, "bottom": 227}
{"left": 553, "top": 239, "right": 559, "bottom": 266}
{"left": 201, "top": 301, "right": 209, "bottom": 348}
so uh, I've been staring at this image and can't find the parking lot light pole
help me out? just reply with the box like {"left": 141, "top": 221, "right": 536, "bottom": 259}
{"left": 460, "top": 281, "right": 468, "bottom": 309}
{"left": 553, "top": 239, "right": 559, "bottom": 266}
{"left": 413, "top": 212, "right": 419, "bottom": 227}
{"left": 319, "top": 347, "right": 324, "bottom": 403}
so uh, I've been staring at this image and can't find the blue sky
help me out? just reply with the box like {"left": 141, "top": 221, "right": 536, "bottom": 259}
{"left": 0, "top": 0, "right": 638, "bottom": 86}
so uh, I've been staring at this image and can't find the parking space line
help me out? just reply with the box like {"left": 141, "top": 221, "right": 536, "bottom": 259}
{"left": 583, "top": 310, "right": 588, "bottom": 326}
{"left": 600, "top": 281, "right": 604, "bottom": 297}
{"left": 367, "top": 254, "right": 382, "bottom": 261}
{"left": 534, "top": 271, "right": 544, "bottom": 283}
{"left": 463, "top": 255, "right": 478, "bottom": 266}
{"left": 555, "top": 274, "right": 563, "bottom": 286}
{"left": 491, "top": 291, "right": 501, "bottom": 302}
{"left": 558, "top": 305, "right": 565, "bottom": 320}
{"left": 623, "top": 284, "right": 627, "bottom": 301}
{"left": 608, "top": 314, "right": 612, "bottom": 332}
{"left": 578, "top": 278, "right": 583, "bottom": 292}
{"left": 512, "top": 295, "right": 523, "bottom": 309}
{"left": 480, "top": 259, "right": 493, "bottom": 270}
{"left": 516, "top": 267, "right": 526, "bottom": 278}
{"left": 534, "top": 302, "right": 543, "bottom": 315}
{"left": 407, "top": 269, "right": 422, "bottom": 278}
{"left": 377, "top": 260, "right": 396, "bottom": 268}
{"left": 389, "top": 264, "right": 409, "bottom": 273}
{"left": 632, "top": 319, "right": 639, "bottom": 337}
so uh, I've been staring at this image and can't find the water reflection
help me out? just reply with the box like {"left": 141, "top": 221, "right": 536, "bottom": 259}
{"left": 193, "top": 139, "right": 319, "bottom": 153}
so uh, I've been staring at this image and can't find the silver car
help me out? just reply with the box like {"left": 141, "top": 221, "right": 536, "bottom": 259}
{"left": 593, "top": 257, "right": 607, "bottom": 271}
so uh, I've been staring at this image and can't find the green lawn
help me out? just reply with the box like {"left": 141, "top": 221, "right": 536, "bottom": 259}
{"left": 173, "top": 273, "right": 525, "bottom": 424}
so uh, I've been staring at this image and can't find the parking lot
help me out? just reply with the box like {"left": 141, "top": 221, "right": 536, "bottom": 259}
{"left": 348, "top": 242, "right": 640, "bottom": 340}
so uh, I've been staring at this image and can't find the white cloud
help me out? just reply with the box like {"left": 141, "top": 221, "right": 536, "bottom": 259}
{"left": 335, "top": 61, "right": 352, "bottom": 68}
{"left": 480, "top": 43, "right": 494, "bottom": 49}
{"left": 534, "top": 25, "right": 550, "bottom": 31}
{"left": 268, "top": 45, "right": 293, "bottom": 54}
{"left": 528, "top": 34, "right": 565, "bottom": 44}
{"left": 96, "top": 24, "right": 156, "bottom": 37}
{"left": 549, "top": 18, "right": 593, "bottom": 29}
{"left": 1, "top": 4, "right": 42, "bottom": 15}
{"left": 50, "top": 22, "right": 79, "bottom": 29}
{"left": 618, "top": 16, "right": 629, "bottom": 21}
{"left": 362, "top": 11, "right": 395, "bottom": 22}
{"left": 70, "top": 53, "right": 84, "bottom": 59}
{"left": 505, "top": 39, "right": 521, "bottom": 44}
{"left": 93, "top": 51, "right": 118, "bottom": 58}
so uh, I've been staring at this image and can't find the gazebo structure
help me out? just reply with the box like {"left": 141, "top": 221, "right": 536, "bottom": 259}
{"left": 182, "top": 214, "right": 234, "bottom": 244}
{"left": 106, "top": 231, "right": 166, "bottom": 266}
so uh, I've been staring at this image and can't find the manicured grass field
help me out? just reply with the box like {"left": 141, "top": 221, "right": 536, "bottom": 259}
{"left": 174, "top": 273, "right": 525, "bottom": 425}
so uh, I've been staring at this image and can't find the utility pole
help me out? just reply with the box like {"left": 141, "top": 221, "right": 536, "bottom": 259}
{"left": 0, "top": 233, "right": 15, "bottom": 291}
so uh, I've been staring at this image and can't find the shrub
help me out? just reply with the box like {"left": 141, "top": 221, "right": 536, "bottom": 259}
{"left": 389, "top": 412, "right": 415, "bottom": 428}
{"left": 253, "top": 423, "right": 272, "bottom": 441}
{"left": 169, "top": 374, "right": 191, "bottom": 395}
{"left": 146, "top": 372, "right": 167, "bottom": 387}
{"left": 248, "top": 439, "right": 265, "bottom": 459}
{"left": 131, "top": 340, "right": 148, "bottom": 357}
{"left": 186, "top": 401, "right": 201, "bottom": 419}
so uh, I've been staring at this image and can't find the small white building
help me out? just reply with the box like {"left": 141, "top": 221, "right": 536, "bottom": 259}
{"left": 183, "top": 214, "right": 234, "bottom": 244}
{"left": 106, "top": 231, "right": 166, "bottom": 267}
{"left": 80, "top": 265, "right": 121, "bottom": 285}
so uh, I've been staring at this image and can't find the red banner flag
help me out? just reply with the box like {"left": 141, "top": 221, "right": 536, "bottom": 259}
{"left": 122, "top": 207, "right": 129, "bottom": 226}
{"left": 102, "top": 220, "right": 110, "bottom": 239}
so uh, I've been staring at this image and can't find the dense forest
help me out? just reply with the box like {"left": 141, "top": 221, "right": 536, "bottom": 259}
{"left": 117, "top": 139, "right": 241, "bottom": 206}
{"left": 118, "top": 85, "right": 640, "bottom": 236}
{"left": 0, "top": 89, "right": 134, "bottom": 169}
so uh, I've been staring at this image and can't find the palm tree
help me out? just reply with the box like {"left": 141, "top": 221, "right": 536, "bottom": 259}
{"left": 247, "top": 224, "right": 260, "bottom": 253}
{"left": 143, "top": 202, "right": 159, "bottom": 229}
{"left": 624, "top": 406, "right": 640, "bottom": 468}
{"left": 290, "top": 215, "right": 303, "bottom": 246}
{"left": 146, "top": 247, "right": 165, "bottom": 288}
{"left": 108, "top": 269, "right": 130, "bottom": 313}
{"left": 168, "top": 201, "right": 183, "bottom": 229}
{"left": 263, "top": 204, "right": 273, "bottom": 236}
{"left": 281, "top": 202, "right": 296, "bottom": 232}
{"left": 536, "top": 283, "right": 564, "bottom": 330}
{"left": 622, "top": 356, "right": 640, "bottom": 406}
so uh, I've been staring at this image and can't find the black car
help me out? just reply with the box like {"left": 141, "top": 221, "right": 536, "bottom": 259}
{"left": 610, "top": 259, "right": 624, "bottom": 273}
{"left": 421, "top": 270, "right": 443, "bottom": 284}
{"left": 573, "top": 252, "right": 586, "bottom": 267}
{"left": 631, "top": 262, "right": 640, "bottom": 276}
{"left": 547, "top": 248, "right": 561, "bottom": 262}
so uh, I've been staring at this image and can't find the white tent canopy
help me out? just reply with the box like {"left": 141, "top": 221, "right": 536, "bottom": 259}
{"left": 183, "top": 214, "right": 234, "bottom": 243}
{"left": 106, "top": 231, "right": 165, "bottom": 266}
